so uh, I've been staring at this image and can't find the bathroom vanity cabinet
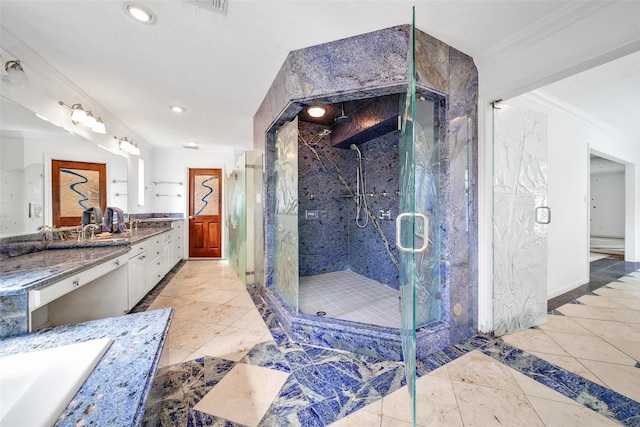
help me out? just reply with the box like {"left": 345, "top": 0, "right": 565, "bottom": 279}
{"left": 128, "top": 242, "right": 150, "bottom": 309}
{"left": 127, "top": 226, "right": 177, "bottom": 309}
{"left": 29, "top": 253, "right": 130, "bottom": 330}
{"left": 0, "top": 220, "right": 185, "bottom": 338}
{"left": 171, "top": 220, "right": 183, "bottom": 266}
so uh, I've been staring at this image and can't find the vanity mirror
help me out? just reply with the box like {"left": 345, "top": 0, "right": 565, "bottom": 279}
{"left": 0, "top": 97, "right": 128, "bottom": 238}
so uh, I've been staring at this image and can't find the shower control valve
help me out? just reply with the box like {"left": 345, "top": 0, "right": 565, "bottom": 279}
{"left": 379, "top": 209, "right": 391, "bottom": 221}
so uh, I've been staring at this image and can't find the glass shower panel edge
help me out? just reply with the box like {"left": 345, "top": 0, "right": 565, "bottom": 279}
{"left": 273, "top": 118, "right": 300, "bottom": 312}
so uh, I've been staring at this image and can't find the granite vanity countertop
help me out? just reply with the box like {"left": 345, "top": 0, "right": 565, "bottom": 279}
{"left": 0, "top": 246, "right": 129, "bottom": 295}
{"left": 0, "top": 227, "right": 172, "bottom": 296}
{"left": 0, "top": 308, "right": 173, "bottom": 426}
{"left": 45, "top": 226, "right": 169, "bottom": 250}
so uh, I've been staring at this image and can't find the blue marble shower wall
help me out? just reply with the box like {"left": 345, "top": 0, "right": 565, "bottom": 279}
{"left": 298, "top": 122, "right": 400, "bottom": 289}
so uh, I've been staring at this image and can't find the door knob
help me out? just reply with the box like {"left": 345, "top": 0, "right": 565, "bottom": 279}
{"left": 188, "top": 215, "right": 194, "bottom": 220}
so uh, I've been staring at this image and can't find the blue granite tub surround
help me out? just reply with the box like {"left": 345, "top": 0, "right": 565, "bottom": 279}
{"left": 0, "top": 308, "right": 173, "bottom": 427}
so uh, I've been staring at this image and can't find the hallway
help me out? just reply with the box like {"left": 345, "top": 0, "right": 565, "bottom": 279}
{"left": 140, "top": 260, "right": 639, "bottom": 426}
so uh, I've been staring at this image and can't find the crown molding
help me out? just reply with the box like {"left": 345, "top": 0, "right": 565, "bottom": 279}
{"left": 475, "top": 2, "right": 611, "bottom": 65}
{"left": 523, "top": 89, "right": 631, "bottom": 143}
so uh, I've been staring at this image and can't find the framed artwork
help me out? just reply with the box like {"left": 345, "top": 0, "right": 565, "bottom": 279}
{"left": 52, "top": 160, "right": 106, "bottom": 227}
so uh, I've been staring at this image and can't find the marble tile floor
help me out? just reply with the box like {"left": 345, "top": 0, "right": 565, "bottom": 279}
{"left": 142, "top": 260, "right": 640, "bottom": 426}
{"left": 548, "top": 256, "right": 640, "bottom": 311}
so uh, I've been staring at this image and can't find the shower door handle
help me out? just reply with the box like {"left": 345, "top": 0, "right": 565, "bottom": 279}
{"left": 535, "top": 206, "right": 551, "bottom": 224}
{"left": 395, "top": 213, "right": 429, "bottom": 253}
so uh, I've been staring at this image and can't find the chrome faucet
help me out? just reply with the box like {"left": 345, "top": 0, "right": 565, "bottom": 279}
{"left": 78, "top": 223, "right": 100, "bottom": 241}
{"left": 37, "top": 225, "right": 68, "bottom": 241}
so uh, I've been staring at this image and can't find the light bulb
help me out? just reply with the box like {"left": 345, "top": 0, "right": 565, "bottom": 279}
{"left": 84, "top": 111, "right": 97, "bottom": 128}
{"left": 307, "top": 106, "right": 326, "bottom": 118}
{"left": 91, "top": 117, "right": 107, "bottom": 134}
{"left": 70, "top": 104, "right": 87, "bottom": 123}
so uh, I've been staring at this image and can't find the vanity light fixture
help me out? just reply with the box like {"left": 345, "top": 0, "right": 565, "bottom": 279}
{"left": 59, "top": 101, "right": 107, "bottom": 134}
{"left": 115, "top": 136, "right": 141, "bottom": 156}
{"left": 307, "top": 106, "right": 326, "bottom": 118}
{"left": 92, "top": 117, "right": 107, "bottom": 134}
{"left": 122, "top": 2, "right": 157, "bottom": 24}
{"left": 183, "top": 141, "right": 199, "bottom": 149}
{"left": 2, "top": 59, "right": 27, "bottom": 84}
{"left": 70, "top": 104, "right": 87, "bottom": 122}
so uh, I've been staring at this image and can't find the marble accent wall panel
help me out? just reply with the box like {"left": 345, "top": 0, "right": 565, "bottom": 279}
{"left": 346, "top": 132, "right": 400, "bottom": 289}
{"left": 298, "top": 122, "right": 349, "bottom": 276}
{"left": 446, "top": 47, "right": 479, "bottom": 343}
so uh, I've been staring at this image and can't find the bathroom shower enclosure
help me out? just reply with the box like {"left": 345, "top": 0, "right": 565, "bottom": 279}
{"left": 254, "top": 24, "right": 478, "bottom": 363}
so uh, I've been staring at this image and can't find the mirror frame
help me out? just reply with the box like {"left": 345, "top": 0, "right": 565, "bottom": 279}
{"left": 51, "top": 159, "right": 106, "bottom": 227}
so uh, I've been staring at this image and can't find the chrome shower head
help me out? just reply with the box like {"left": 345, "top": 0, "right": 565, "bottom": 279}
{"left": 334, "top": 103, "right": 352, "bottom": 124}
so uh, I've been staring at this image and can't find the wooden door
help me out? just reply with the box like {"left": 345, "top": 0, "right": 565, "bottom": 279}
{"left": 188, "top": 168, "right": 222, "bottom": 258}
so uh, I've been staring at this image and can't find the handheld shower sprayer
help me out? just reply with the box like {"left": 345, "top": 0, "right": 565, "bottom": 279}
{"left": 350, "top": 143, "right": 368, "bottom": 227}
{"left": 350, "top": 143, "right": 362, "bottom": 158}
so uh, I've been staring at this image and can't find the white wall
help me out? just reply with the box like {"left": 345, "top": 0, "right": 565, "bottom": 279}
{"left": 590, "top": 171, "right": 625, "bottom": 238}
{"left": 147, "top": 148, "right": 236, "bottom": 258}
{"left": 148, "top": 148, "right": 235, "bottom": 214}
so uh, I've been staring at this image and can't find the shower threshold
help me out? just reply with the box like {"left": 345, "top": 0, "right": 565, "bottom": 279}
{"left": 262, "top": 279, "right": 450, "bottom": 361}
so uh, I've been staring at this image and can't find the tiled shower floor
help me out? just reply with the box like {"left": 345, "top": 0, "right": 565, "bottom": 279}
{"left": 299, "top": 270, "right": 401, "bottom": 328}
{"left": 141, "top": 260, "right": 640, "bottom": 426}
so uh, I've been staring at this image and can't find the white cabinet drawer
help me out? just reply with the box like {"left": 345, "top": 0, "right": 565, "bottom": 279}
{"left": 97, "top": 254, "right": 128, "bottom": 276}
{"left": 29, "top": 254, "right": 128, "bottom": 310}
{"left": 129, "top": 242, "right": 149, "bottom": 258}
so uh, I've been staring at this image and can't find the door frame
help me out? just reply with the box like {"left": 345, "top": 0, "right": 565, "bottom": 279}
{"left": 588, "top": 147, "right": 633, "bottom": 262}
{"left": 185, "top": 166, "right": 225, "bottom": 259}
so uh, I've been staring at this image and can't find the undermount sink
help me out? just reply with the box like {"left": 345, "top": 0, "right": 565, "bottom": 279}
{"left": 0, "top": 338, "right": 113, "bottom": 426}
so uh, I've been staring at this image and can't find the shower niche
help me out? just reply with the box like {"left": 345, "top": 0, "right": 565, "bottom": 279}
{"left": 255, "top": 24, "right": 478, "bottom": 361}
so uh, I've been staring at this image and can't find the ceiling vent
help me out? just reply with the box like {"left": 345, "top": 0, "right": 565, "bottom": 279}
{"left": 187, "top": 0, "right": 228, "bottom": 15}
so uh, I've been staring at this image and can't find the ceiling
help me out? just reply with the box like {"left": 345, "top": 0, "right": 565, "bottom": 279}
{"left": 1, "top": 1, "right": 638, "bottom": 151}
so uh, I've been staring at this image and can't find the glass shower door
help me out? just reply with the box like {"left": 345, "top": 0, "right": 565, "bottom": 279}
{"left": 397, "top": 10, "right": 442, "bottom": 425}
{"left": 492, "top": 103, "right": 548, "bottom": 336}
{"left": 226, "top": 153, "right": 247, "bottom": 285}
{"left": 273, "top": 118, "right": 300, "bottom": 312}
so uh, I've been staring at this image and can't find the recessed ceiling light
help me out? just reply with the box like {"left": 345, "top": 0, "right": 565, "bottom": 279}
{"left": 122, "top": 2, "right": 157, "bottom": 24}
{"left": 307, "top": 106, "right": 326, "bottom": 118}
{"left": 171, "top": 106, "right": 185, "bottom": 113}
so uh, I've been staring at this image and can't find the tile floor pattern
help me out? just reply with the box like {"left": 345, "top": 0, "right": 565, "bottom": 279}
{"left": 142, "top": 261, "right": 640, "bottom": 426}
{"left": 299, "top": 270, "right": 401, "bottom": 328}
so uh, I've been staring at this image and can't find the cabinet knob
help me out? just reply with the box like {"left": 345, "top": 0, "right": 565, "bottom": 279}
{"left": 115, "top": 259, "right": 120, "bottom": 266}
{"left": 73, "top": 278, "right": 80, "bottom": 287}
